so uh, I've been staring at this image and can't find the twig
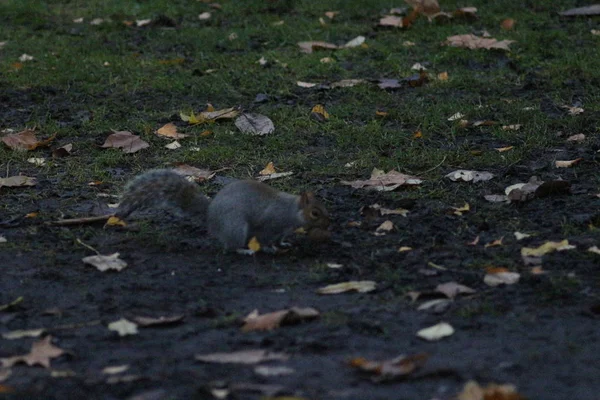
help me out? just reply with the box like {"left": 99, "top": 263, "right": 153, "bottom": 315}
{"left": 50, "top": 214, "right": 113, "bottom": 226}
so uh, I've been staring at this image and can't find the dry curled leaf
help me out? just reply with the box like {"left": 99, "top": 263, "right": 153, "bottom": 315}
{"left": 52, "top": 143, "right": 73, "bottom": 158}
{"left": 0, "top": 175, "right": 37, "bottom": 188}
{"left": 172, "top": 164, "right": 215, "bottom": 182}
{"left": 484, "top": 271, "right": 520, "bottom": 287}
{"left": 559, "top": 5, "right": 600, "bottom": 16}
{"left": 297, "top": 41, "right": 338, "bottom": 54}
{"left": 2, "top": 129, "right": 56, "bottom": 151}
{"left": 82, "top": 253, "right": 128, "bottom": 272}
{"left": 131, "top": 315, "right": 184, "bottom": 327}
{"left": 444, "top": 34, "right": 515, "bottom": 51}
{"left": 446, "top": 170, "right": 494, "bottom": 183}
{"left": 101, "top": 131, "right": 149, "bottom": 154}
{"left": 521, "top": 240, "right": 574, "bottom": 257}
{"left": 350, "top": 353, "right": 429, "bottom": 380}
{"left": 156, "top": 123, "right": 187, "bottom": 139}
{"left": 195, "top": 350, "right": 289, "bottom": 364}
{"left": 235, "top": 113, "right": 275, "bottom": 135}
{"left": 341, "top": 168, "right": 422, "bottom": 191}
{"left": 457, "top": 380, "right": 526, "bottom": 400}
{"left": 242, "top": 307, "right": 319, "bottom": 332}
{"left": 436, "top": 281, "right": 476, "bottom": 299}
{"left": 555, "top": 158, "right": 582, "bottom": 168}
{"left": 310, "top": 104, "right": 330, "bottom": 122}
{"left": 317, "top": 281, "right": 376, "bottom": 294}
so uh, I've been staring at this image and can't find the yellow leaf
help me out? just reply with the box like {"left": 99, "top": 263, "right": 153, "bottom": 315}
{"left": 495, "top": 146, "right": 514, "bottom": 152}
{"left": 555, "top": 158, "right": 582, "bottom": 168}
{"left": 310, "top": 104, "right": 330, "bottom": 121}
{"left": 398, "top": 246, "right": 412, "bottom": 252}
{"left": 452, "top": 203, "right": 470, "bottom": 216}
{"left": 259, "top": 162, "right": 277, "bottom": 175}
{"left": 25, "top": 212, "right": 38, "bottom": 218}
{"left": 106, "top": 216, "right": 127, "bottom": 227}
{"left": 248, "top": 236, "right": 261, "bottom": 252}
{"left": 413, "top": 130, "right": 423, "bottom": 139}
{"left": 437, "top": 71, "right": 449, "bottom": 81}
{"left": 521, "top": 240, "right": 574, "bottom": 257}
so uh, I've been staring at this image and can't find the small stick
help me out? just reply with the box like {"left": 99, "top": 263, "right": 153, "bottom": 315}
{"left": 50, "top": 214, "right": 114, "bottom": 226}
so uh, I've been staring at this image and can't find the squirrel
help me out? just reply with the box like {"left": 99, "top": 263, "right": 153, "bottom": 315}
{"left": 115, "top": 169, "right": 330, "bottom": 252}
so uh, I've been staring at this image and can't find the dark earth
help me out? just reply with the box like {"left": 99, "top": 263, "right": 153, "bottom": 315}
{"left": 2, "top": 146, "right": 600, "bottom": 399}
{"left": 2, "top": 2, "right": 600, "bottom": 400}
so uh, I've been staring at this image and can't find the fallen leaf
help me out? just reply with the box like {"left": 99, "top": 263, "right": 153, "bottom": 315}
{"left": 457, "top": 380, "right": 526, "bottom": 400}
{"left": 330, "top": 79, "right": 365, "bottom": 88}
{"left": 102, "top": 365, "right": 130, "bottom": 375}
{"left": 310, "top": 104, "right": 330, "bottom": 122}
{"left": 82, "top": 253, "right": 128, "bottom": 272}
{"left": 452, "top": 203, "right": 470, "bottom": 216}
{"left": 555, "top": 158, "right": 582, "bottom": 168}
{"left": 588, "top": 246, "right": 600, "bottom": 255}
{"left": 592, "top": 29, "right": 600, "bottom": 36}
{"left": 108, "top": 318, "right": 138, "bottom": 336}
{"left": 254, "top": 365, "right": 295, "bottom": 377}
{"left": 378, "top": 15, "right": 408, "bottom": 28}
{"left": 242, "top": 307, "right": 319, "bottom": 332}
{"left": 453, "top": 7, "right": 478, "bottom": 19}
{"left": 27, "top": 157, "right": 45, "bottom": 166}
{"left": 403, "top": 40, "right": 416, "bottom": 46}
{"left": 135, "top": 18, "right": 152, "bottom": 27}
{"left": 165, "top": 141, "right": 181, "bottom": 150}
{"left": 501, "top": 18, "right": 515, "bottom": 30}
{"left": 247, "top": 236, "right": 261, "bottom": 252}
{"left": 259, "top": 162, "right": 277, "bottom": 175}
{"left": 297, "top": 41, "right": 338, "bottom": 54}
{"left": 437, "top": 71, "right": 449, "bottom": 81}
{"left": 417, "top": 299, "right": 452, "bottom": 313}
{"left": 2, "top": 329, "right": 45, "bottom": 340}
{"left": 2, "top": 129, "right": 56, "bottom": 151}
{"left": 156, "top": 123, "right": 187, "bottom": 139}
{"left": 374, "top": 220, "right": 394, "bottom": 236}
{"left": 398, "top": 246, "right": 412, "bottom": 252}
{"left": 566, "top": 134, "right": 585, "bottom": 142}
{"left": 0, "top": 336, "right": 65, "bottom": 368}
{"left": 341, "top": 168, "right": 422, "bottom": 191}
{"left": 320, "top": 57, "right": 335, "bottom": 63}
{"left": 0, "top": 236, "right": 6, "bottom": 243}
{"left": 562, "top": 105, "right": 584, "bottom": 115}
{"left": 172, "top": 164, "right": 215, "bottom": 182}
{"left": 521, "top": 240, "right": 574, "bottom": 257}
{"left": 468, "top": 235, "right": 480, "bottom": 245}
{"left": 514, "top": 232, "right": 531, "bottom": 241}
{"left": 297, "top": 81, "right": 317, "bottom": 88}
{"left": 343, "top": 35, "right": 365, "bottom": 48}
{"left": 444, "top": 34, "right": 515, "bottom": 51}
{"left": 406, "top": 0, "right": 440, "bottom": 17}
{"left": 0, "top": 176, "right": 37, "bottom": 188}
{"left": 317, "top": 281, "right": 376, "bottom": 294}
{"left": 101, "top": 131, "right": 149, "bottom": 154}
{"left": 180, "top": 107, "right": 239, "bottom": 125}
{"left": 325, "top": 11, "right": 339, "bottom": 19}
{"left": 411, "top": 62, "right": 427, "bottom": 71}
{"left": 484, "top": 194, "right": 509, "bottom": 203}
{"left": 131, "top": 315, "right": 184, "bottom": 327}
{"left": 350, "top": 353, "right": 429, "bottom": 380}
{"left": 195, "top": 350, "right": 288, "bottom": 364}
{"left": 485, "top": 237, "right": 504, "bottom": 248}
{"left": 435, "top": 282, "right": 476, "bottom": 299}
{"left": 377, "top": 78, "right": 402, "bottom": 89}
{"left": 52, "top": 143, "right": 73, "bottom": 158}
{"left": 446, "top": 170, "right": 494, "bottom": 183}
{"left": 235, "top": 113, "right": 275, "bottom": 135}
{"left": 447, "top": 112, "right": 465, "bottom": 121}
{"left": 90, "top": 18, "right": 104, "bottom": 25}
{"left": 502, "top": 124, "right": 521, "bottom": 131}
{"left": 326, "top": 263, "right": 343, "bottom": 269}
{"left": 559, "top": 5, "right": 600, "bottom": 16}
{"left": 495, "top": 146, "right": 514, "bottom": 152}
{"left": 19, "top": 54, "right": 34, "bottom": 62}
{"left": 256, "top": 171, "right": 294, "bottom": 182}
{"left": 198, "top": 12, "right": 211, "bottom": 20}
{"left": 484, "top": 271, "right": 520, "bottom": 287}
{"left": 416, "top": 322, "right": 454, "bottom": 341}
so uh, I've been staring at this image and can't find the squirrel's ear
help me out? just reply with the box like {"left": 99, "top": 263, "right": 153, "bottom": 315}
{"left": 299, "top": 191, "right": 315, "bottom": 207}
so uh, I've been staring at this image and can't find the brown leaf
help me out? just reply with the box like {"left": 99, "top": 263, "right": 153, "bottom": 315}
{"left": 350, "top": 353, "right": 429, "bottom": 379}
{"left": 378, "top": 15, "right": 408, "bottom": 28}
{"left": 195, "top": 350, "right": 289, "bottom": 364}
{"left": 435, "top": 281, "right": 476, "bottom": 299}
{"left": 131, "top": 315, "right": 184, "bottom": 327}
{"left": 457, "top": 380, "right": 526, "bottom": 400}
{"left": 444, "top": 34, "right": 515, "bottom": 51}
{"left": 171, "top": 164, "right": 215, "bottom": 182}
{"left": 317, "top": 281, "right": 376, "bottom": 294}
{"left": 341, "top": 168, "right": 422, "bottom": 191}
{"left": 2, "top": 129, "right": 56, "bottom": 151}
{"left": 555, "top": 158, "right": 582, "bottom": 168}
{"left": 242, "top": 307, "right": 319, "bottom": 332}
{"left": 406, "top": 0, "right": 440, "bottom": 17}
{"left": 501, "top": 18, "right": 515, "bottom": 30}
{"left": 310, "top": 104, "right": 330, "bottom": 122}
{"left": 1, "top": 336, "right": 65, "bottom": 368}
{"left": 156, "top": 123, "right": 187, "bottom": 139}
{"left": 297, "top": 41, "right": 338, "bottom": 54}
{"left": 52, "top": 143, "right": 73, "bottom": 158}
{"left": 101, "top": 131, "right": 149, "bottom": 153}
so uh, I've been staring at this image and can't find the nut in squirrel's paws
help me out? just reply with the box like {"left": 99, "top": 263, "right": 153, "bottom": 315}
{"left": 307, "top": 227, "right": 332, "bottom": 242}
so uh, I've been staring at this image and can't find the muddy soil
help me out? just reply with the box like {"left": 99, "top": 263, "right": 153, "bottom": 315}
{"left": 2, "top": 159, "right": 600, "bottom": 400}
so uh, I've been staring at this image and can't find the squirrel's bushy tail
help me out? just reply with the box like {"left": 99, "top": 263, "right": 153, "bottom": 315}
{"left": 116, "top": 169, "right": 209, "bottom": 219}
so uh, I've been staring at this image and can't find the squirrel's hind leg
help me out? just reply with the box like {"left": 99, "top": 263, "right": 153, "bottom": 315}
{"left": 216, "top": 218, "right": 250, "bottom": 251}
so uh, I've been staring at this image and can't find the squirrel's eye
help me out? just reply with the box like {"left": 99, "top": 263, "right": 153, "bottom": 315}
{"left": 310, "top": 210, "right": 320, "bottom": 218}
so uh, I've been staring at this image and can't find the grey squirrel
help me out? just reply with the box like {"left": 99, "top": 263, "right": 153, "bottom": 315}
{"left": 116, "top": 169, "right": 330, "bottom": 252}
